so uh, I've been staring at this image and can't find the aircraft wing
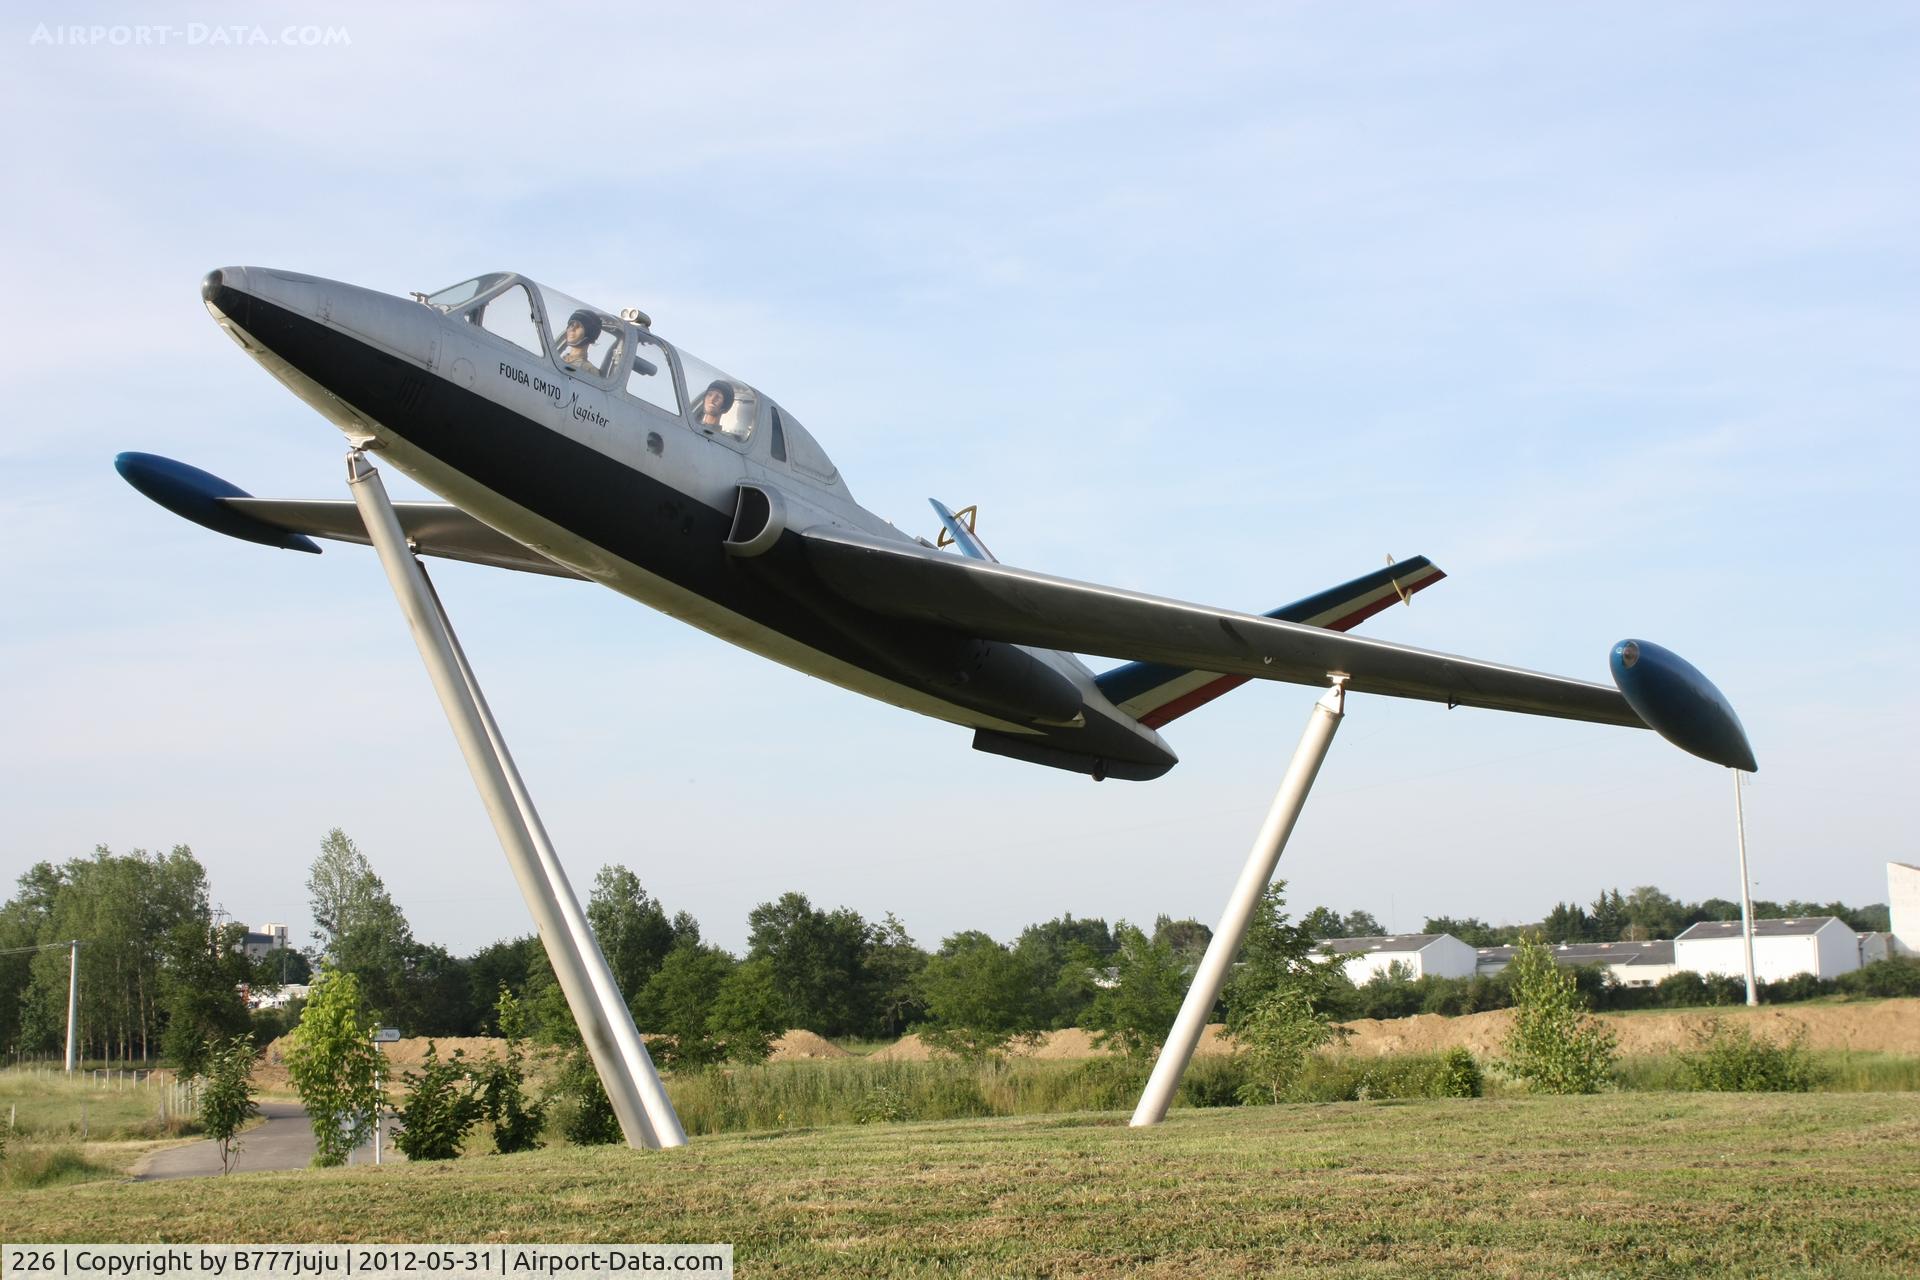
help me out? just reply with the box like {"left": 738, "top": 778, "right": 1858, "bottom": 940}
{"left": 798, "top": 525, "right": 1644, "bottom": 729}
{"left": 114, "top": 452, "right": 579, "bottom": 579}
{"left": 226, "top": 498, "right": 583, "bottom": 578}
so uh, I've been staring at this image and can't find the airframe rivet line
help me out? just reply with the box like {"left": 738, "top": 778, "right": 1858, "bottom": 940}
{"left": 1129, "top": 676, "right": 1348, "bottom": 1128}
{"left": 345, "top": 448, "right": 685, "bottom": 1150}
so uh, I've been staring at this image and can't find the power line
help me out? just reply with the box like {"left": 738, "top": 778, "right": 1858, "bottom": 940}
{"left": 0, "top": 941, "right": 84, "bottom": 957}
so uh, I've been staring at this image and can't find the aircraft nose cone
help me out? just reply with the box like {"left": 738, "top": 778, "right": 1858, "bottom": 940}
{"left": 200, "top": 265, "right": 253, "bottom": 328}
{"left": 200, "top": 268, "right": 223, "bottom": 303}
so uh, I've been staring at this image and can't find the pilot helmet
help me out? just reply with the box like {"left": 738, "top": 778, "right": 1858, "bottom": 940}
{"left": 703, "top": 380, "right": 736, "bottom": 413}
{"left": 564, "top": 309, "right": 602, "bottom": 346}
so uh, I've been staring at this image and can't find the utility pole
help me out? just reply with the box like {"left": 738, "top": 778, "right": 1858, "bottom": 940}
{"left": 65, "top": 939, "right": 80, "bottom": 1073}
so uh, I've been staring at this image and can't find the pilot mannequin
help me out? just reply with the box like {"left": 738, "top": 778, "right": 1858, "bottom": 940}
{"left": 559, "top": 309, "right": 602, "bottom": 370}
{"left": 697, "top": 379, "right": 735, "bottom": 430}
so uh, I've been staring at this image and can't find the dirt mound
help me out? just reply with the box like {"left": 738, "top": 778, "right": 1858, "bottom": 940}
{"left": 255, "top": 1034, "right": 506, "bottom": 1094}
{"left": 1334, "top": 999, "right": 1920, "bottom": 1058}
{"left": 767, "top": 1030, "right": 850, "bottom": 1061}
{"left": 870, "top": 1033, "right": 934, "bottom": 1061}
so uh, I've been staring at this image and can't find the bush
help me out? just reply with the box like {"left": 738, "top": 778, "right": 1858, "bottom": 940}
{"left": 1656, "top": 971, "right": 1747, "bottom": 1008}
{"left": 1357, "top": 1048, "right": 1483, "bottom": 1100}
{"left": 1760, "top": 972, "right": 1835, "bottom": 1004}
{"left": 852, "top": 1084, "right": 909, "bottom": 1124}
{"left": 477, "top": 986, "right": 546, "bottom": 1154}
{"left": 1499, "top": 936, "right": 1618, "bottom": 1094}
{"left": 551, "top": 1049, "right": 621, "bottom": 1146}
{"left": 1837, "top": 957, "right": 1920, "bottom": 999}
{"left": 0, "top": 1144, "right": 115, "bottom": 1190}
{"left": 1177, "top": 1055, "right": 1248, "bottom": 1108}
{"left": 1056, "top": 1058, "right": 1151, "bottom": 1111}
{"left": 391, "top": 1042, "right": 483, "bottom": 1161}
{"left": 1677, "top": 1020, "right": 1825, "bottom": 1092}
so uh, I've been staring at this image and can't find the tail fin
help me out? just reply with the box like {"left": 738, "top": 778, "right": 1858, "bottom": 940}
{"left": 1095, "top": 556, "right": 1446, "bottom": 728}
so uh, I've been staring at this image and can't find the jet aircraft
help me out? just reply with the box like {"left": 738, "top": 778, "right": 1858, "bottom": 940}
{"left": 119, "top": 266, "right": 1757, "bottom": 780}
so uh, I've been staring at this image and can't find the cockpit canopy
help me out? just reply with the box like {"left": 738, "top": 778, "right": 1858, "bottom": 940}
{"left": 421, "top": 273, "right": 840, "bottom": 488}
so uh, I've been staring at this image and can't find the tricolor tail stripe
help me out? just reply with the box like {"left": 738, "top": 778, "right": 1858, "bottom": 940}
{"left": 1095, "top": 557, "right": 1446, "bottom": 728}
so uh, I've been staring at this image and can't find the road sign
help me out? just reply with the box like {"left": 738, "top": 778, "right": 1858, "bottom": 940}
{"left": 374, "top": 1028, "right": 401, "bottom": 1043}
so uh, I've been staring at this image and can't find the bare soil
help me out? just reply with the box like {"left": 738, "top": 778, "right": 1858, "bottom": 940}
{"left": 866, "top": 998, "right": 1920, "bottom": 1063}
{"left": 767, "top": 1030, "right": 850, "bottom": 1061}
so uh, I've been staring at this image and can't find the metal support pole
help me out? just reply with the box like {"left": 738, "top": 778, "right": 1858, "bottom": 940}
{"left": 1131, "top": 679, "right": 1346, "bottom": 1128}
{"left": 345, "top": 450, "right": 684, "bottom": 1150}
{"left": 1734, "top": 771, "right": 1758, "bottom": 1006}
{"left": 64, "top": 940, "right": 79, "bottom": 1073}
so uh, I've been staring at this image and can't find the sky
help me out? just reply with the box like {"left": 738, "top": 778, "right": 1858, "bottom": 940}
{"left": 1, "top": 3, "right": 1915, "bottom": 957}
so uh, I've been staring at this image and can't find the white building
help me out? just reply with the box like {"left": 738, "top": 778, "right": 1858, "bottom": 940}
{"left": 1858, "top": 933, "right": 1892, "bottom": 967}
{"left": 1890, "top": 862, "right": 1920, "bottom": 957}
{"left": 1476, "top": 939, "right": 1676, "bottom": 987}
{"left": 1323, "top": 934, "right": 1478, "bottom": 985}
{"left": 1673, "top": 917, "right": 1860, "bottom": 982}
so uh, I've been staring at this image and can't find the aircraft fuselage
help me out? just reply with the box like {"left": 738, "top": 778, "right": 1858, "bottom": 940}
{"left": 199, "top": 266, "right": 1178, "bottom": 780}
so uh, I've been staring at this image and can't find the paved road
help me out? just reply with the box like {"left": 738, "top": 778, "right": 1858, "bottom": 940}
{"left": 132, "top": 1102, "right": 404, "bottom": 1179}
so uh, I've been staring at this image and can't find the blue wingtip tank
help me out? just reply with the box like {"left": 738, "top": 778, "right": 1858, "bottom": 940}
{"left": 1609, "top": 639, "right": 1757, "bottom": 772}
{"left": 114, "top": 452, "right": 322, "bottom": 554}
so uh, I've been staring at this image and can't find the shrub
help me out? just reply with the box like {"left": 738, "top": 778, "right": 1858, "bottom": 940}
{"left": 1057, "top": 1058, "right": 1151, "bottom": 1111}
{"left": 1677, "top": 1020, "right": 1825, "bottom": 1092}
{"left": 477, "top": 986, "right": 546, "bottom": 1154}
{"left": 391, "top": 1042, "right": 483, "bottom": 1161}
{"left": 1656, "top": 971, "right": 1747, "bottom": 1008}
{"left": 1499, "top": 936, "right": 1617, "bottom": 1094}
{"left": 1837, "top": 957, "right": 1920, "bottom": 999}
{"left": 551, "top": 1049, "right": 621, "bottom": 1146}
{"left": 1760, "top": 973, "right": 1834, "bottom": 1004}
{"left": 853, "top": 1084, "right": 909, "bottom": 1124}
{"left": 199, "top": 1034, "right": 259, "bottom": 1175}
{"left": 1357, "top": 1048, "right": 1483, "bottom": 1100}
{"left": 1177, "top": 1055, "right": 1248, "bottom": 1108}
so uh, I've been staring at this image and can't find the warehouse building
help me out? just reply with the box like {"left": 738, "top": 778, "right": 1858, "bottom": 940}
{"left": 1673, "top": 916, "right": 1860, "bottom": 982}
{"left": 1321, "top": 933, "right": 1478, "bottom": 984}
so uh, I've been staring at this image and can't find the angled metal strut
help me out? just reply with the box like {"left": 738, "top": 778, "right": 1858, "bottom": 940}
{"left": 346, "top": 450, "right": 685, "bottom": 1150}
{"left": 1131, "top": 678, "right": 1347, "bottom": 1127}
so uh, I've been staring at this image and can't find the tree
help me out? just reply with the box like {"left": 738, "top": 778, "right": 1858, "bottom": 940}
{"left": 1588, "top": 889, "right": 1629, "bottom": 942}
{"left": 1341, "top": 910, "right": 1385, "bottom": 938}
{"left": 866, "top": 913, "right": 929, "bottom": 1038}
{"left": 199, "top": 1033, "right": 259, "bottom": 1175}
{"left": 1235, "top": 986, "right": 1339, "bottom": 1103}
{"left": 1014, "top": 914, "right": 1115, "bottom": 1029}
{"left": 285, "top": 969, "right": 389, "bottom": 1166}
{"left": 746, "top": 892, "right": 878, "bottom": 1036}
{"left": 1300, "top": 906, "right": 1347, "bottom": 939}
{"left": 708, "top": 957, "right": 786, "bottom": 1063}
{"left": 1151, "top": 916, "right": 1213, "bottom": 965}
{"left": 1539, "top": 902, "right": 1592, "bottom": 944}
{"left": 1222, "top": 882, "right": 1342, "bottom": 1032}
{"left": 636, "top": 941, "right": 736, "bottom": 1069}
{"left": 391, "top": 1042, "right": 483, "bottom": 1161}
{"left": 306, "top": 830, "right": 414, "bottom": 1019}
{"left": 586, "top": 866, "right": 677, "bottom": 1004}
{"left": 1423, "top": 916, "right": 1503, "bottom": 947}
{"left": 160, "top": 919, "right": 254, "bottom": 1076}
{"left": 1498, "top": 936, "right": 1617, "bottom": 1094}
{"left": 1084, "top": 924, "right": 1188, "bottom": 1058}
{"left": 917, "top": 932, "right": 1039, "bottom": 1058}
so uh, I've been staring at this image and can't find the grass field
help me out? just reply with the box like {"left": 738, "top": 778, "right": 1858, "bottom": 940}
{"left": 2, "top": 1092, "right": 1915, "bottom": 1277}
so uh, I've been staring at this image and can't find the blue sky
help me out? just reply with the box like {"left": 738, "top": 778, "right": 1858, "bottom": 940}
{"left": 2, "top": 3, "right": 1914, "bottom": 956}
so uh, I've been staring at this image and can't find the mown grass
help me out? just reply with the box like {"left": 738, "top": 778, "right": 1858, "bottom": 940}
{"left": 2, "top": 1092, "right": 1916, "bottom": 1277}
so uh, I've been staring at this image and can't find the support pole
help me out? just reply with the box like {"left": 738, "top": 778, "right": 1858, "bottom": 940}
{"left": 346, "top": 450, "right": 684, "bottom": 1150}
{"left": 1131, "top": 679, "right": 1346, "bottom": 1128}
{"left": 1733, "top": 771, "right": 1758, "bottom": 1006}
{"left": 64, "top": 940, "right": 79, "bottom": 1074}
